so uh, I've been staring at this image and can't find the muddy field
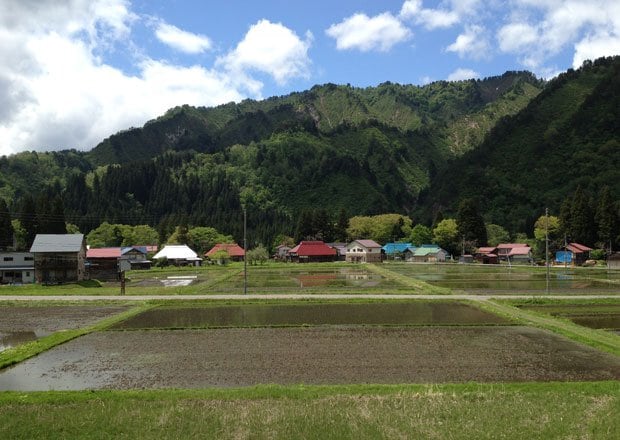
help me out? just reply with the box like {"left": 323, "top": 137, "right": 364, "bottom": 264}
{"left": 0, "top": 305, "right": 130, "bottom": 351}
{"left": 0, "top": 326, "right": 618, "bottom": 391}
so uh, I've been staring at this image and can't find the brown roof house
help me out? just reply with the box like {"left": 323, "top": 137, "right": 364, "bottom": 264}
{"left": 206, "top": 243, "right": 245, "bottom": 262}
{"left": 346, "top": 240, "right": 382, "bottom": 263}
{"left": 496, "top": 243, "right": 532, "bottom": 264}
{"left": 30, "top": 234, "right": 86, "bottom": 284}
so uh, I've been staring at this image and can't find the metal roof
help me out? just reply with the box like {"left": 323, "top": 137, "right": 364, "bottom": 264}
{"left": 30, "top": 234, "right": 84, "bottom": 253}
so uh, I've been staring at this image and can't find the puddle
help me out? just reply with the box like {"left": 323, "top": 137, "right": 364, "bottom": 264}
{"left": 112, "top": 302, "right": 510, "bottom": 329}
{"left": 161, "top": 275, "right": 197, "bottom": 287}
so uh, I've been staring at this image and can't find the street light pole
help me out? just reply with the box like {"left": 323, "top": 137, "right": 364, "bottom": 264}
{"left": 243, "top": 208, "right": 247, "bottom": 295}
{"left": 545, "top": 207, "right": 550, "bottom": 295}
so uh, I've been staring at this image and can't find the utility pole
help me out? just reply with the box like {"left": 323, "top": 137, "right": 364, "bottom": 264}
{"left": 545, "top": 207, "right": 550, "bottom": 294}
{"left": 243, "top": 208, "right": 247, "bottom": 295}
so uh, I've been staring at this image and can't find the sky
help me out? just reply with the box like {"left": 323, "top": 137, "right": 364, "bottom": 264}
{"left": 1, "top": 0, "right": 619, "bottom": 157}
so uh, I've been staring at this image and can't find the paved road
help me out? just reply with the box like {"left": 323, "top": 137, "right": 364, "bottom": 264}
{"left": 1, "top": 294, "right": 619, "bottom": 301}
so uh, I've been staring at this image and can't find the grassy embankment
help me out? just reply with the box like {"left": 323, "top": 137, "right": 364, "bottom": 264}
{"left": 0, "top": 382, "right": 618, "bottom": 439}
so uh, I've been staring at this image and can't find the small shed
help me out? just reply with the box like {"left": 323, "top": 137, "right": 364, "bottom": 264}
{"left": 556, "top": 243, "right": 593, "bottom": 266}
{"left": 608, "top": 253, "right": 620, "bottom": 270}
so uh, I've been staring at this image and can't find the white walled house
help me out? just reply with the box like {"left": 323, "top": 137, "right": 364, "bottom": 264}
{"left": 346, "top": 240, "right": 383, "bottom": 263}
{"left": 0, "top": 252, "right": 35, "bottom": 284}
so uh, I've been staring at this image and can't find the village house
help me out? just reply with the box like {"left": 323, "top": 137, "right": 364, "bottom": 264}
{"left": 345, "top": 239, "right": 382, "bottom": 263}
{"left": 30, "top": 234, "right": 86, "bottom": 284}
{"left": 474, "top": 246, "right": 499, "bottom": 264}
{"left": 411, "top": 245, "right": 448, "bottom": 263}
{"left": 120, "top": 246, "right": 151, "bottom": 270}
{"left": 87, "top": 246, "right": 150, "bottom": 280}
{"left": 274, "top": 244, "right": 292, "bottom": 260}
{"left": 0, "top": 252, "right": 34, "bottom": 284}
{"left": 608, "top": 253, "right": 620, "bottom": 270}
{"left": 382, "top": 242, "right": 412, "bottom": 260}
{"left": 206, "top": 243, "right": 245, "bottom": 262}
{"left": 555, "top": 243, "right": 593, "bottom": 266}
{"left": 328, "top": 242, "right": 347, "bottom": 261}
{"left": 496, "top": 243, "right": 532, "bottom": 264}
{"left": 153, "top": 245, "right": 202, "bottom": 266}
{"left": 287, "top": 241, "right": 337, "bottom": 263}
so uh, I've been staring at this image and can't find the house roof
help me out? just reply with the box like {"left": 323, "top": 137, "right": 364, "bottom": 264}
{"left": 289, "top": 241, "right": 337, "bottom": 257}
{"left": 153, "top": 245, "right": 201, "bottom": 260}
{"left": 497, "top": 243, "right": 529, "bottom": 249}
{"left": 476, "top": 247, "right": 497, "bottom": 254}
{"left": 348, "top": 239, "right": 382, "bottom": 250}
{"left": 566, "top": 243, "right": 593, "bottom": 253}
{"left": 30, "top": 234, "right": 84, "bottom": 253}
{"left": 413, "top": 246, "right": 445, "bottom": 256}
{"left": 508, "top": 247, "right": 531, "bottom": 256}
{"left": 121, "top": 246, "right": 147, "bottom": 256}
{"left": 382, "top": 243, "right": 412, "bottom": 253}
{"left": 206, "top": 243, "right": 245, "bottom": 257}
{"left": 87, "top": 247, "right": 121, "bottom": 259}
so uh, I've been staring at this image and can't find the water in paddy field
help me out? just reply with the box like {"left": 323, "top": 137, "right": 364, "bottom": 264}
{"left": 111, "top": 302, "right": 510, "bottom": 329}
{"left": 0, "top": 330, "right": 50, "bottom": 352}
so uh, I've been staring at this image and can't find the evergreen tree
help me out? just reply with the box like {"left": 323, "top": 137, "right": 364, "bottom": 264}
{"left": 18, "top": 195, "right": 38, "bottom": 249}
{"left": 334, "top": 208, "right": 349, "bottom": 242}
{"left": 595, "top": 186, "right": 619, "bottom": 251}
{"left": 47, "top": 196, "right": 67, "bottom": 234}
{"left": 456, "top": 198, "right": 487, "bottom": 247}
{"left": 0, "top": 199, "right": 13, "bottom": 250}
{"left": 295, "top": 209, "right": 314, "bottom": 242}
{"left": 570, "top": 186, "right": 595, "bottom": 246}
{"left": 313, "top": 209, "right": 333, "bottom": 242}
{"left": 558, "top": 196, "right": 572, "bottom": 240}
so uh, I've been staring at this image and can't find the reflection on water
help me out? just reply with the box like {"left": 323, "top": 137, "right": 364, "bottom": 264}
{"left": 0, "top": 330, "right": 51, "bottom": 352}
{"left": 112, "top": 302, "right": 510, "bottom": 329}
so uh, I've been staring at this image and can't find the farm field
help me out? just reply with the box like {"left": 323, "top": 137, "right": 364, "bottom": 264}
{"left": 0, "top": 263, "right": 619, "bottom": 438}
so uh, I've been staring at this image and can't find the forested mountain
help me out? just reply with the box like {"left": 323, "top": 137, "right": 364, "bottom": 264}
{"left": 418, "top": 56, "right": 620, "bottom": 233}
{"left": 1, "top": 57, "right": 618, "bottom": 248}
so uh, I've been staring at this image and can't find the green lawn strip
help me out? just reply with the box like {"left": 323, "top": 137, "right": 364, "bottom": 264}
{"left": 0, "top": 303, "right": 156, "bottom": 370}
{"left": 0, "top": 382, "right": 617, "bottom": 439}
{"left": 365, "top": 264, "right": 452, "bottom": 294}
{"left": 477, "top": 300, "right": 620, "bottom": 356}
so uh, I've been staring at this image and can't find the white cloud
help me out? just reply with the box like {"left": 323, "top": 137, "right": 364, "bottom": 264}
{"left": 155, "top": 22, "right": 212, "bottom": 54}
{"left": 446, "top": 25, "right": 490, "bottom": 59}
{"left": 497, "top": 1, "right": 620, "bottom": 70}
{"left": 400, "top": 0, "right": 460, "bottom": 29}
{"left": 218, "top": 19, "right": 312, "bottom": 85}
{"left": 0, "top": 0, "right": 254, "bottom": 156}
{"left": 447, "top": 68, "right": 479, "bottom": 81}
{"left": 326, "top": 12, "right": 412, "bottom": 52}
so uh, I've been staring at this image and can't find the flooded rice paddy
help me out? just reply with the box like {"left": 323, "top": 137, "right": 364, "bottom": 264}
{"left": 112, "top": 302, "right": 510, "bottom": 329}
{"left": 0, "top": 305, "right": 129, "bottom": 352}
{"left": 519, "top": 303, "right": 620, "bottom": 333}
{"left": 389, "top": 264, "right": 620, "bottom": 294}
{"left": 0, "top": 326, "right": 618, "bottom": 390}
{"left": 0, "top": 301, "right": 618, "bottom": 390}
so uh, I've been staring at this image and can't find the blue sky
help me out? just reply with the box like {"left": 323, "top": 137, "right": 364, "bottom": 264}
{"left": 1, "top": 0, "right": 619, "bottom": 156}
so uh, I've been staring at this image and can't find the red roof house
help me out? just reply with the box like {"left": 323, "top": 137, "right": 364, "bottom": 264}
{"left": 287, "top": 241, "right": 337, "bottom": 263}
{"left": 565, "top": 242, "right": 593, "bottom": 266}
{"left": 206, "top": 243, "right": 245, "bottom": 261}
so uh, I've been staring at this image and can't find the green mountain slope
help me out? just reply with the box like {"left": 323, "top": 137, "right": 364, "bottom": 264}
{"left": 419, "top": 56, "right": 620, "bottom": 233}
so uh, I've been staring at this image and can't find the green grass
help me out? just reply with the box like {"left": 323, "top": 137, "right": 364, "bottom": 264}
{"left": 0, "top": 382, "right": 617, "bottom": 439}
{"left": 0, "top": 304, "right": 155, "bottom": 370}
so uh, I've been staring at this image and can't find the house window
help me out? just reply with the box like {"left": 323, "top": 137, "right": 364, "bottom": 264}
{"left": 26, "top": 271, "right": 30, "bottom": 277}
{"left": 24, "top": 257, "right": 34, "bottom": 261}
{"left": 3, "top": 257, "right": 13, "bottom": 261}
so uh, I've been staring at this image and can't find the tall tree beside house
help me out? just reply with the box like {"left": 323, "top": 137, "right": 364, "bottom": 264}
{"left": 485, "top": 223, "right": 510, "bottom": 247}
{"left": 595, "top": 185, "right": 619, "bottom": 251}
{"left": 47, "top": 196, "right": 67, "bottom": 234}
{"left": 18, "top": 194, "right": 38, "bottom": 249}
{"left": 334, "top": 208, "right": 349, "bottom": 242}
{"left": 456, "top": 198, "right": 487, "bottom": 248}
{"left": 559, "top": 187, "right": 594, "bottom": 245}
{"left": 313, "top": 208, "right": 334, "bottom": 242}
{"left": 409, "top": 224, "right": 433, "bottom": 246}
{"left": 295, "top": 209, "right": 315, "bottom": 242}
{"left": 0, "top": 199, "right": 13, "bottom": 249}
{"left": 432, "top": 218, "right": 459, "bottom": 257}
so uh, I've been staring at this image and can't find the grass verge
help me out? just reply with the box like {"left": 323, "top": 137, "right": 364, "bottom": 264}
{"left": 477, "top": 300, "right": 620, "bottom": 356}
{"left": 365, "top": 264, "right": 451, "bottom": 294}
{"left": 0, "top": 382, "right": 618, "bottom": 439}
{"left": 0, "top": 304, "right": 155, "bottom": 370}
